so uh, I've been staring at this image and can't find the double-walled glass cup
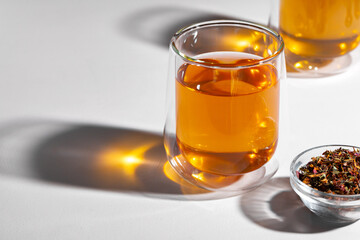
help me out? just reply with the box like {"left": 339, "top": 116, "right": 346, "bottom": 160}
{"left": 270, "top": 0, "right": 360, "bottom": 76}
{"left": 164, "top": 20, "right": 285, "bottom": 193}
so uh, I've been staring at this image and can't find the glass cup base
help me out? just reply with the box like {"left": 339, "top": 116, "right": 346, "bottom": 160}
{"left": 168, "top": 154, "right": 279, "bottom": 193}
{"left": 285, "top": 50, "right": 353, "bottom": 77}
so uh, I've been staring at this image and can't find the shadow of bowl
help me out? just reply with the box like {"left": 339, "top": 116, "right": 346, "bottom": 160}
{"left": 240, "top": 177, "right": 352, "bottom": 233}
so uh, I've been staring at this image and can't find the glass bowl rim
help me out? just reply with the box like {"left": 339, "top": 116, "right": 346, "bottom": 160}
{"left": 170, "top": 19, "right": 285, "bottom": 69}
{"left": 290, "top": 144, "right": 360, "bottom": 202}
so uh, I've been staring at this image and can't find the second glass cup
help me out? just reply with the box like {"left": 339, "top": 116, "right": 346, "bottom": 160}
{"left": 164, "top": 20, "right": 285, "bottom": 193}
{"left": 270, "top": 0, "right": 360, "bottom": 76}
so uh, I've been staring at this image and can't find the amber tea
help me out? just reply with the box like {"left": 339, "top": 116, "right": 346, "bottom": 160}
{"left": 175, "top": 52, "right": 279, "bottom": 175}
{"left": 279, "top": 0, "right": 360, "bottom": 72}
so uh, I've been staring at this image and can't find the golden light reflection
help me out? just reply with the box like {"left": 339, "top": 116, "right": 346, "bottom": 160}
{"left": 339, "top": 43, "right": 347, "bottom": 50}
{"left": 292, "top": 58, "right": 334, "bottom": 71}
{"left": 250, "top": 69, "right": 260, "bottom": 74}
{"left": 162, "top": 161, "right": 210, "bottom": 195}
{"left": 222, "top": 33, "right": 278, "bottom": 59}
{"left": 294, "top": 62, "right": 304, "bottom": 69}
{"left": 191, "top": 173, "right": 205, "bottom": 181}
{"left": 236, "top": 40, "right": 251, "bottom": 48}
{"left": 165, "top": 155, "right": 242, "bottom": 190}
{"left": 123, "top": 156, "right": 141, "bottom": 164}
{"left": 259, "top": 121, "right": 267, "bottom": 128}
{"left": 190, "top": 171, "right": 241, "bottom": 189}
{"left": 248, "top": 153, "right": 256, "bottom": 159}
{"left": 223, "top": 33, "right": 262, "bottom": 52}
{"left": 289, "top": 44, "right": 300, "bottom": 55}
{"left": 352, "top": 41, "right": 358, "bottom": 49}
{"left": 96, "top": 141, "right": 158, "bottom": 184}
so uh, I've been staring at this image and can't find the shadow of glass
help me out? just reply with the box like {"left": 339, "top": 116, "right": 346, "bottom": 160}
{"left": 240, "top": 177, "right": 352, "bottom": 233}
{"left": 0, "top": 120, "right": 239, "bottom": 200}
{"left": 120, "top": 6, "right": 246, "bottom": 48}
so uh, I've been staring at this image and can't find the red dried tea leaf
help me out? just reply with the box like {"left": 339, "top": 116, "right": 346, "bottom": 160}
{"left": 298, "top": 148, "right": 360, "bottom": 195}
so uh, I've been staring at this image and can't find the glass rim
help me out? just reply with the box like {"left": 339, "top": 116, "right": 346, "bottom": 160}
{"left": 290, "top": 144, "right": 360, "bottom": 201}
{"left": 170, "top": 20, "right": 285, "bottom": 69}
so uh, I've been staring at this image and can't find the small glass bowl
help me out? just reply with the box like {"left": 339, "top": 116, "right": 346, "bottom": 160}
{"left": 290, "top": 145, "right": 360, "bottom": 223}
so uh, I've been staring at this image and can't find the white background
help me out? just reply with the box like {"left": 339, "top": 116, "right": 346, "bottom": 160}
{"left": 1, "top": 0, "right": 360, "bottom": 239}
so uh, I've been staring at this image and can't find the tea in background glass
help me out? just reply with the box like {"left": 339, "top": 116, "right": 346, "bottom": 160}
{"left": 272, "top": 0, "right": 360, "bottom": 75}
{"left": 164, "top": 20, "right": 285, "bottom": 193}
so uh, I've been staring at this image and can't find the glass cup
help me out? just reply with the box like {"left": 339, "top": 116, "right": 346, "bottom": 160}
{"left": 270, "top": 0, "right": 360, "bottom": 76}
{"left": 164, "top": 20, "right": 285, "bottom": 193}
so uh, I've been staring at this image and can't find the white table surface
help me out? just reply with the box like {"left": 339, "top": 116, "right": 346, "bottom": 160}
{"left": 1, "top": 0, "right": 360, "bottom": 239}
